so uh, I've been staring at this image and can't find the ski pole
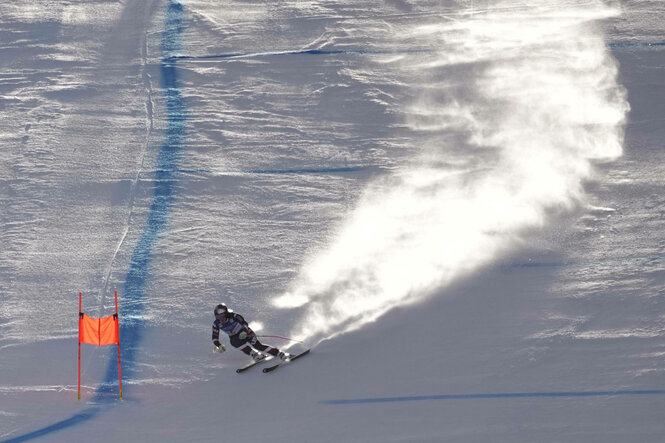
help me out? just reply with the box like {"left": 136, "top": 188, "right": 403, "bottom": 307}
{"left": 257, "top": 335, "right": 304, "bottom": 344}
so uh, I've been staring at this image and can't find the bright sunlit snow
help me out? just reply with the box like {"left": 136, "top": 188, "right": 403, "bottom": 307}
{"left": 1, "top": 1, "right": 664, "bottom": 442}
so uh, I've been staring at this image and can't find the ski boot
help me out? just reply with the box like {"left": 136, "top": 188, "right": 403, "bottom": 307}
{"left": 250, "top": 350, "right": 266, "bottom": 362}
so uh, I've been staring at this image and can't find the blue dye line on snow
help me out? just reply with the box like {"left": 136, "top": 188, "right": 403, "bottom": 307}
{"left": 0, "top": 408, "right": 103, "bottom": 443}
{"left": 322, "top": 389, "right": 665, "bottom": 405}
{"left": 94, "top": 0, "right": 186, "bottom": 401}
{"left": 166, "top": 48, "right": 426, "bottom": 61}
{"left": 0, "top": 3, "right": 186, "bottom": 442}
{"left": 609, "top": 41, "right": 665, "bottom": 48}
{"left": 167, "top": 41, "right": 665, "bottom": 62}
{"left": 501, "top": 257, "right": 665, "bottom": 271}
{"left": 177, "top": 166, "right": 372, "bottom": 175}
{"left": 247, "top": 166, "right": 370, "bottom": 174}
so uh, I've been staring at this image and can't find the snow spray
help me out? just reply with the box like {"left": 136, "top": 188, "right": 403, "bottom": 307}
{"left": 274, "top": 0, "right": 629, "bottom": 345}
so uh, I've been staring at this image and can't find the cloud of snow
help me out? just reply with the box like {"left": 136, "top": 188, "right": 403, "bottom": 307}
{"left": 275, "top": 0, "right": 629, "bottom": 345}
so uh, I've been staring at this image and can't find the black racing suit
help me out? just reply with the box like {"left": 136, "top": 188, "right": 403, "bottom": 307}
{"left": 212, "top": 312, "right": 279, "bottom": 357}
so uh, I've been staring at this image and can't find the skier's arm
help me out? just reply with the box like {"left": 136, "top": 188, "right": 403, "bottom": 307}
{"left": 212, "top": 322, "right": 221, "bottom": 347}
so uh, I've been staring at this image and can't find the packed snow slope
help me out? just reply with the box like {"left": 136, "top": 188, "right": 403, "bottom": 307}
{"left": 1, "top": 1, "right": 664, "bottom": 442}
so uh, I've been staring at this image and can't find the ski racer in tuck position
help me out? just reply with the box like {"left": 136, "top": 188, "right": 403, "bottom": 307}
{"left": 212, "top": 303, "right": 291, "bottom": 362}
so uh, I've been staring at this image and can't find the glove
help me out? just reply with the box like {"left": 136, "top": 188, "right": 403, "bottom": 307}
{"left": 213, "top": 340, "right": 221, "bottom": 347}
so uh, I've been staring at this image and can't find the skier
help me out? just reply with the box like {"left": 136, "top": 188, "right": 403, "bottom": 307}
{"left": 212, "top": 303, "right": 291, "bottom": 362}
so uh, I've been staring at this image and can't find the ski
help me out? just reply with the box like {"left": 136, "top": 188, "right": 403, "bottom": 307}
{"left": 262, "top": 349, "right": 310, "bottom": 373}
{"left": 236, "top": 357, "right": 272, "bottom": 373}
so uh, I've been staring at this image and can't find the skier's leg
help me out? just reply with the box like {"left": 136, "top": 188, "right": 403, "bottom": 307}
{"left": 229, "top": 333, "right": 257, "bottom": 357}
{"left": 231, "top": 333, "right": 268, "bottom": 361}
{"left": 248, "top": 335, "right": 291, "bottom": 360}
{"left": 239, "top": 345, "right": 252, "bottom": 356}
{"left": 248, "top": 335, "right": 279, "bottom": 357}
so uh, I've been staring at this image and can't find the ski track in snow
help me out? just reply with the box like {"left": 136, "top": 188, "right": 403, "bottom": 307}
{"left": 323, "top": 389, "right": 665, "bottom": 405}
{"left": 0, "top": 2, "right": 186, "bottom": 441}
{"left": 101, "top": 30, "right": 156, "bottom": 299}
{"left": 95, "top": 0, "right": 186, "bottom": 400}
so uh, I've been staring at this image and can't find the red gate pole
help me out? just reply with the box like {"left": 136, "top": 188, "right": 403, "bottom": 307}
{"left": 78, "top": 292, "right": 82, "bottom": 401}
{"left": 115, "top": 291, "right": 123, "bottom": 400}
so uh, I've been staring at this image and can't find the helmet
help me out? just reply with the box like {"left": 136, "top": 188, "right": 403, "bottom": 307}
{"left": 214, "top": 303, "right": 229, "bottom": 318}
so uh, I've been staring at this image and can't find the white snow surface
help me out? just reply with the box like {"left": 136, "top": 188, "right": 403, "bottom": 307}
{"left": 1, "top": 1, "right": 664, "bottom": 442}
